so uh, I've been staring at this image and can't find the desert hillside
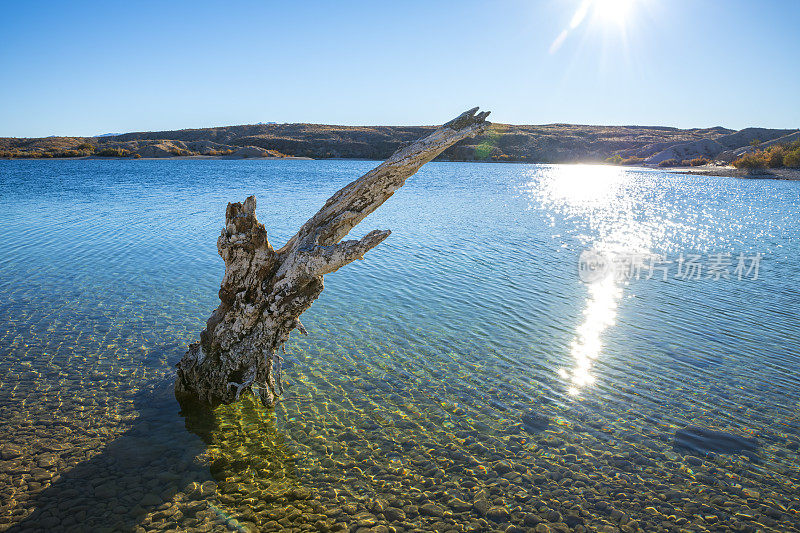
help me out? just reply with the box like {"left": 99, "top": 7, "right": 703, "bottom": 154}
{"left": 1, "top": 122, "right": 797, "bottom": 165}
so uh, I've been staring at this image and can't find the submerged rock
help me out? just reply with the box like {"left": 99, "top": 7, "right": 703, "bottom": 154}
{"left": 673, "top": 426, "right": 758, "bottom": 455}
{"left": 419, "top": 503, "right": 444, "bottom": 518}
{"left": 0, "top": 445, "right": 22, "bottom": 460}
{"left": 521, "top": 412, "right": 550, "bottom": 432}
{"left": 383, "top": 507, "right": 406, "bottom": 522}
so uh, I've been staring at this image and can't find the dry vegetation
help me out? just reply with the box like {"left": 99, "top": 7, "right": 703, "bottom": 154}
{"left": 0, "top": 123, "right": 733, "bottom": 163}
{"left": 732, "top": 140, "right": 800, "bottom": 170}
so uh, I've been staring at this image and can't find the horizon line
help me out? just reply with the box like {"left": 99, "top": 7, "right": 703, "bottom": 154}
{"left": 4, "top": 121, "right": 800, "bottom": 141}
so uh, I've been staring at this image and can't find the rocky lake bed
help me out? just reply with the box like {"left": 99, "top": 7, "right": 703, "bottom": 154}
{"left": 1, "top": 159, "right": 799, "bottom": 532}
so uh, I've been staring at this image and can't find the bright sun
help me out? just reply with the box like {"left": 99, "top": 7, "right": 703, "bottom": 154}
{"left": 550, "top": 0, "right": 642, "bottom": 53}
{"left": 593, "top": 0, "right": 637, "bottom": 25}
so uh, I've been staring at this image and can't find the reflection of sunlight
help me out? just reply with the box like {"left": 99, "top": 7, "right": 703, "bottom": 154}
{"left": 519, "top": 164, "right": 712, "bottom": 398}
{"left": 560, "top": 274, "right": 622, "bottom": 396}
{"left": 538, "top": 164, "right": 626, "bottom": 205}
{"left": 522, "top": 164, "right": 666, "bottom": 253}
{"left": 519, "top": 165, "right": 642, "bottom": 397}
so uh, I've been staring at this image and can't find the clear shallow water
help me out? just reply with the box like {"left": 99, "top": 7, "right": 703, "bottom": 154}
{"left": 0, "top": 159, "right": 799, "bottom": 532}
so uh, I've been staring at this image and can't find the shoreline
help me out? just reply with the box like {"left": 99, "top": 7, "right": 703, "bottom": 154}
{"left": 2, "top": 156, "right": 799, "bottom": 180}
{"left": 666, "top": 165, "right": 800, "bottom": 180}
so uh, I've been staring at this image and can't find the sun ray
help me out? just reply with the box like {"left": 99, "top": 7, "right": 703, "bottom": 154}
{"left": 550, "top": 0, "right": 643, "bottom": 54}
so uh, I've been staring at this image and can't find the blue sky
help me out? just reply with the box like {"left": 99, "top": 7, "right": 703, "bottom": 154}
{"left": 1, "top": 0, "right": 798, "bottom": 137}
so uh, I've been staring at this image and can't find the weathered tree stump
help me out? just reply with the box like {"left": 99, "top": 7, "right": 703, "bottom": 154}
{"left": 175, "top": 107, "right": 490, "bottom": 407}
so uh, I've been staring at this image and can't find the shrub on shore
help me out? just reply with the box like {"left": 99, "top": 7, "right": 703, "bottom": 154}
{"left": 604, "top": 153, "right": 645, "bottom": 165}
{"left": 657, "top": 158, "right": 680, "bottom": 167}
{"left": 732, "top": 153, "right": 767, "bottom": 170}
{"left": 784, "top": 149, "right": 800, "bottom": 168}
{"left": 1, "top": 148, "right": 96, "bottom": 158}
{"left": 75, "top": 142, "right": 95, "bottom": 152}
{"left": 687, "top": 157, "right": 709, "bottom": 166}
{"left": 765, "top": 147, "right": 785, "bottom": 168}
{"left": 732, "top": 140, "right": 800, "bottom": 170}
{"left": 203, "top": 149, "right": 234, "bottom": 156}
{"left": 96, "top": 147, "right": 133, "bottom": 157}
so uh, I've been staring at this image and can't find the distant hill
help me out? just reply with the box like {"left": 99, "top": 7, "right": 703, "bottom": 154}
{"left": 1, "top": 121, "right": 795, "bottom": 164}
{"left": 641, "top": 128, "right": 799, "bottom": 164}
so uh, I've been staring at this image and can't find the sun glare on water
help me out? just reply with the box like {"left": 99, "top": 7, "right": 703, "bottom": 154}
{"left": 540, "top": 164, "right": 627, "bottom": 205}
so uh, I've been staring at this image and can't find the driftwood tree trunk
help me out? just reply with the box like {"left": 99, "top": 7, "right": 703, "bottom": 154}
{"left": 175, "top": 107, "right": 490, "bottom": 407}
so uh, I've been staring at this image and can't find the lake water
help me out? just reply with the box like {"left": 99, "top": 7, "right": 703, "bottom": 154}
{"left": 1, "top": 159, "right": 799, "bottom": 532}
